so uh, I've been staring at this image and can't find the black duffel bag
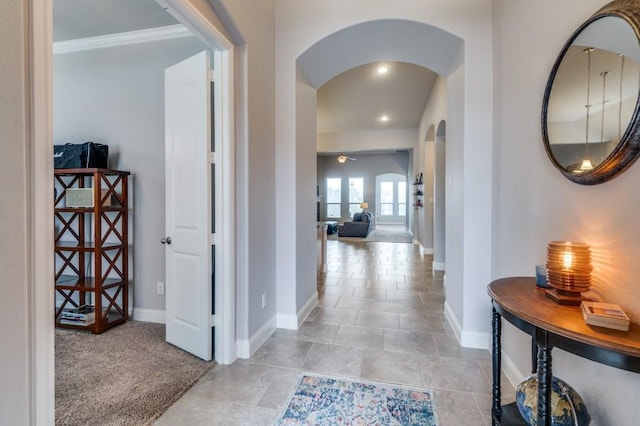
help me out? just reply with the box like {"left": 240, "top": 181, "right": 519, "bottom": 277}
{"left": 53, "top": 142, "right": 109, "bottom": 169}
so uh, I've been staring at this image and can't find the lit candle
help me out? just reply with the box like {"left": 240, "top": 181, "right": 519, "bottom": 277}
{"left": 563, "top": 250, "right": 574, "bottom": 270}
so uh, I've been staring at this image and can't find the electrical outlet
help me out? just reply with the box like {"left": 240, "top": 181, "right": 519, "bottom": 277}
{"left": 157, "top": 282, "right": 165, "bottom": 295}
{"left": 262, "top": 292, "right": 267, "bottom": 308}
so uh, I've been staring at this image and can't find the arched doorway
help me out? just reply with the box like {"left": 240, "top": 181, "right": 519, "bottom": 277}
{"left": 285, "top": 18, "right": 465, "bottom": 326}
{"left": 283, "top": 10, "right": 494, "bottom": 350}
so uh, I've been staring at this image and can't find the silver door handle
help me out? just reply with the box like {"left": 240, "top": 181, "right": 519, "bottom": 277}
{"left": 161, "top": 237, "right": 172, "bottom": 245}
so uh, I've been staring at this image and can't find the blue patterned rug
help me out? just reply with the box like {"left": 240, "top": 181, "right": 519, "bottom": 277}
{"left": 275, "top": 374, "right": 439, "bottom": 425}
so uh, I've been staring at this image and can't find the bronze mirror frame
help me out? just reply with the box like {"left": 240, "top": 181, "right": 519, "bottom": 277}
{"left": 542, "top": 0, "right": 640, "bottom": 185}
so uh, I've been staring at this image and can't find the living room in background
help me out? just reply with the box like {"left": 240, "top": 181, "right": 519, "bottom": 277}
{"left": 326, "top": 177, "right": 341, "bottom": 218}
{"left": 348, "top": 177, "right": 364, "bottom": 217}
{"left": 376, "top": 173, "right": 407, "bottom": 224}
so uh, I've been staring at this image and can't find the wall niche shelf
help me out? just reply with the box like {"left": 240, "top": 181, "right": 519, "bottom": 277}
{"left": 54, "top": 168, "right": 130, "bottom": 334}
{"left": 413, "top": 172, "right": 424, "bottom": 208}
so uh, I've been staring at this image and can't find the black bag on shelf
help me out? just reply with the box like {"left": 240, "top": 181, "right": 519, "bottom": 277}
{"left": 53, "top": 142, "right": 109, "bottom": 169}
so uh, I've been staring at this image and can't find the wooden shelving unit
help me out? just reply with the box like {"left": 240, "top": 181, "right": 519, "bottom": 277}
{"left": 54, "top": 168, "right": 130, "bottom": 333}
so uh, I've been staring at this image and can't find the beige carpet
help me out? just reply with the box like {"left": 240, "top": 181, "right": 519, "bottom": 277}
{"left": 55, "top": 321, "right": 213, "bottom": 426}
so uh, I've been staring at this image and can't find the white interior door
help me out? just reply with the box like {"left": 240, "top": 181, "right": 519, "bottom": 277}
{"left": 164, "top": 51, "right": 212, "bottom": 361}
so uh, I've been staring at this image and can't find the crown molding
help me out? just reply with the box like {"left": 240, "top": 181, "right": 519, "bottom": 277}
{"left": 53, "top": 24, "right": 191, "bottom": 55}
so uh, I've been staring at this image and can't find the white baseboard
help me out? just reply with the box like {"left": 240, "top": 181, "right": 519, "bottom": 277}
{"left": 433, "top": 261, "right": 446, "bottom": 270}
{"left": 413, "top": 241, "right": 434, "bottom": 255}
{"left": 461, "top": 329, "right": 490, "bottom": 350}
{"left": 443, "top": 301, "right": 490, "bottom": 350}
{"left": 276, "top": 313, "right": 299, "bottom": 330}
{"left": 236, "top": 316, "right": 277, "bottom": 359}
{"left": 501, "top": 351, "right": 526, "bottom": 389}
{"left": 238, "top": 293, "right": 319, "bottom": 358}
{"left": 297, "top": 291, "right": 319, "bottom": 325}
{"left": 444, "top": 301, "right": 462, "bottom": 342}
{"left": 132, "top": 308, "right": 165, "bottom": 323}
{"left": 277, "top": 291, "right": 318, "bottom": 329}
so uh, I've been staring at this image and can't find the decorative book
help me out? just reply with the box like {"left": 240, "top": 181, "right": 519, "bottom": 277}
{"left": 581, "top": 301, "right": 630, "bottom": 331}
{"left": 59, "top": 305, "right": 109, "bottom": 326}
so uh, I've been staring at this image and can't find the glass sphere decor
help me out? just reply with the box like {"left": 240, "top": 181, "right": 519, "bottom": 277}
{"left": 516, "top": 375, "right": 591, "bottom": 425}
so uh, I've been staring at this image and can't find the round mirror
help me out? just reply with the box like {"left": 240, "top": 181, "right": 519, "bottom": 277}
{"left": 542, "top": 1, "right": 640, "bottom": 184}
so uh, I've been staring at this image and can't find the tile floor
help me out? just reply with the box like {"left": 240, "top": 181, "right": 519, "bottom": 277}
{"left": 156, "top": 238, "right": 515, "bottom": 425}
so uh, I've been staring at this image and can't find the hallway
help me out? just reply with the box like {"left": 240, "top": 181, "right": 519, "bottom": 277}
{"left": 156, "top": 240, "right": 514, "bottom": 425}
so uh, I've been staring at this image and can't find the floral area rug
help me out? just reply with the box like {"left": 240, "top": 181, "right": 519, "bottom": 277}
{"left": 275, "top": 374, "right": 439, "bottom": 425}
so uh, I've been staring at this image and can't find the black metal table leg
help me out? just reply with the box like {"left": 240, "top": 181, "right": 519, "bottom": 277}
{"left": 536, "top": 329, "right": 553, "bottom": 426}
{"left": 492, "top": 305, "right": 502, "bottom": 425}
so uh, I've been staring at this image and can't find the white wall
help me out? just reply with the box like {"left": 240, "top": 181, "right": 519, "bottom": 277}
{"left": 53, "top": 36, "right": 207, "bottom": 312}
{"left": 276, "top": 0, "right": 494, "bottom": 337}
{"left": 0, "top": 2, "right": 33, "bottom": 423}
{"left": 493, "top": 0, "right": 640, "bottom": 423}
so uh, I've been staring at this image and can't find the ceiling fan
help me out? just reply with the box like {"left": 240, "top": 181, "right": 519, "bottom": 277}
{"left": 337, "top": 153, "right": 357, "bottom": 163}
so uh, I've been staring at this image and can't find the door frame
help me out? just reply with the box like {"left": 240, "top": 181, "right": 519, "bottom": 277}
{"left": 30, "top": 0, "right": 235, "bottom": 422}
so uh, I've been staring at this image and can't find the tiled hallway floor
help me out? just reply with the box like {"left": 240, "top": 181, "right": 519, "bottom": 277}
{"left": 156, "top": 240, "right": 515, "bottom": 425}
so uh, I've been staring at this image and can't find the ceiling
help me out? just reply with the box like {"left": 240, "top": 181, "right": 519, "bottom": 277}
{"left": 317, "top": 62, "right": 437, "bottom": 134}
{"left": 53, "top": 0, "right": 177, "bottom": 42}
{"left": 54, "top": 1, "right": 438, "bottom": 144}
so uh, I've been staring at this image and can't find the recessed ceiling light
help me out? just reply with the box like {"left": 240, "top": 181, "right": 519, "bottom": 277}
{"left": 379, "top": 115, "right": 389, "bottom": 122}
{"left": 377, "top": 66, "right": 389, "bottom": 74}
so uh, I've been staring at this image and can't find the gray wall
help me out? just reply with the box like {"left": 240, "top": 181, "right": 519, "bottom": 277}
{"left": 218, "top": 0, "right": 277, "bottom": 340}
{"left": 317, "top": 152, "right": 410, "bottom": 224}
{"left": 54, "top": 36, "right": 208, "bottom": 312}
{"left": 296, "top": 80, "right": 319, "bottom": 311}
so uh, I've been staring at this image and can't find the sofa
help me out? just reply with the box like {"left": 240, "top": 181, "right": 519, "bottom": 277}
{"left": 338, "top": 211, "right": 374, "bottom": 237}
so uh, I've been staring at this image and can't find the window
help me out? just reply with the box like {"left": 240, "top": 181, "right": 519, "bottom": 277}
{"left": 398, "top": 181, "right": 406, "bottom": 216}
{"left": 377, "top": 176, "right": 407, "bottom": 221}
{"left": 348, "top": 177, "right": 363, "bottom": 217}
{"left": 326, "top": 178, "right": 341, "bottom": 218}
{"left": 380, "top": 181, "right": 394, "bottom": 215}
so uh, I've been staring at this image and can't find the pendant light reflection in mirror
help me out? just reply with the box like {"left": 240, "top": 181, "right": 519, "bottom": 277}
{"left": 542, "top": 0, "right": 640, "bottom": 185}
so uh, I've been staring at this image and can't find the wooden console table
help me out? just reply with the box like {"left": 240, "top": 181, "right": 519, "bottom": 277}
{"left": 488, "top": 277, "right": 640, "bottom": 425}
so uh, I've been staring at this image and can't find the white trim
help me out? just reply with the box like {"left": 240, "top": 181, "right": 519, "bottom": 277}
{"left": 460, "top": 329, "right": 490, "bottom": 350}
{"left": 213, "top": 48, "right": 237, "bottom": 365}
{"left": 414, "top": 241, "right": 434, "bottom": 256}
{"left": 132, "top": 308, "right": 166, "bottom": 324}
{"left": 31, "top": 1, "right": 55, "bottom": 423}
{"left": 53, "top": 24, "right": 191, "bottom": 55}
{"left": 444, "top": 300, "right": 462, "bottom": 343}
{"left": 276, "top": 313, "right": 299, "bottom": 330}
{"left": 298, "top": 292, "right": 319, "bottom": 324}
{"left": 236, "top": 316, "right": 277, "bottom": 359}
{"left": 277, "top": 292, "right": 318, "bottom": 329}
{"left": 444, "top": 301, "right": 490, "bottom": 350}
{"left": 433, "top": 261, "right": 446, "bottom": 270}
{"left": 32, "top": 0, "right": 236, "bottom": 418}
{"left": 501, "top": 351, "right": 526, "bottom": 389}
{"left": 156, "top": 0, "right": 233, "bottom": 50}
{"left": 234, "top": 44, "right": 250, "bottom": 366}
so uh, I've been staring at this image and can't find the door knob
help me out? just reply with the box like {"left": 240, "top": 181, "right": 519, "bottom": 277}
{"left": 161, "top": 237, "right": 172, "bottom": 245}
